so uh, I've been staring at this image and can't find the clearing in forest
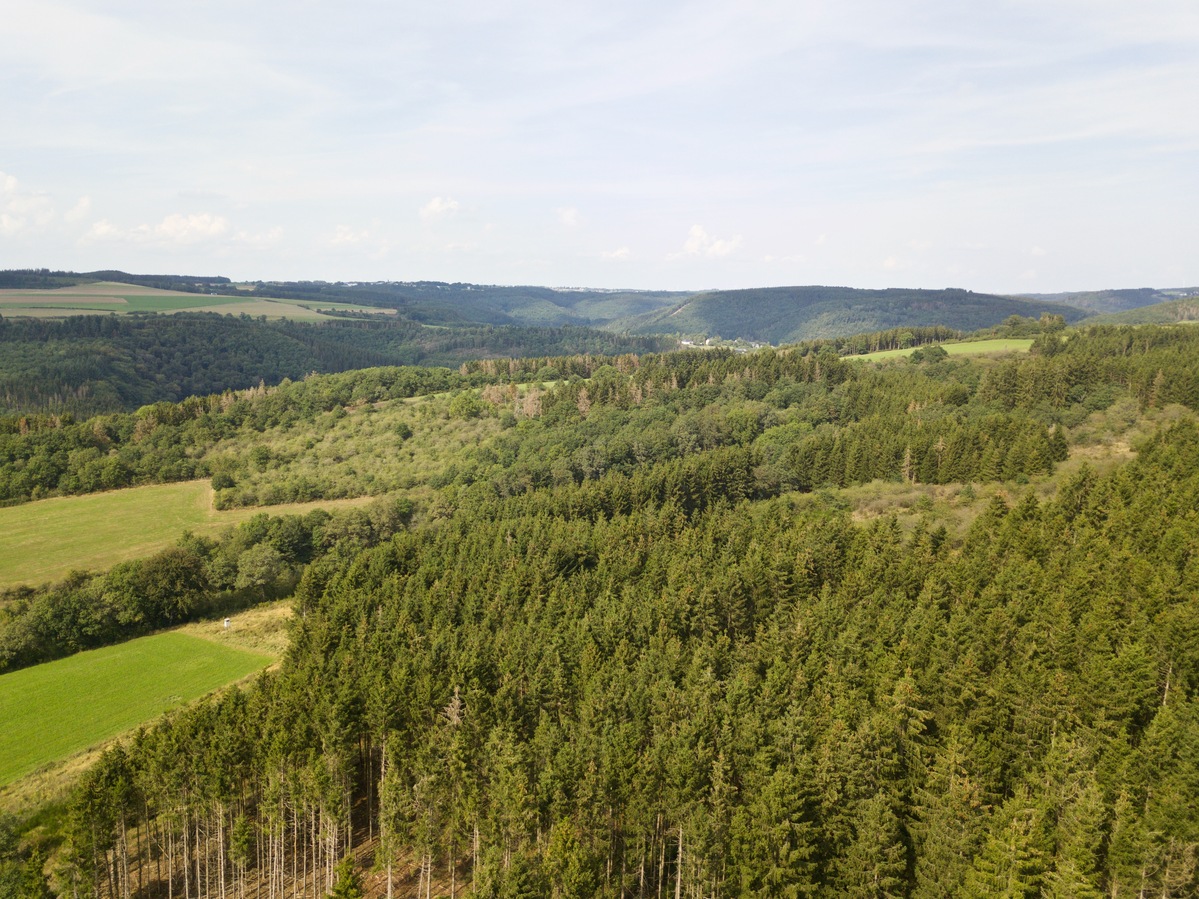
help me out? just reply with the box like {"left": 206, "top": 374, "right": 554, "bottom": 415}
{"left": 0, "top": 632, "right": 272, "bottom": 786}
{"left": 860, "top": 337, "right": 1034, "bottom": 360}
{"left": 0, "top": 480, "right": 372, "bottom": 589}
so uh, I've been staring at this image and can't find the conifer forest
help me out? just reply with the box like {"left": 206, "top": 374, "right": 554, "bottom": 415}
{"left": 4, "top": 321, "right": 1199, "bottom": 898}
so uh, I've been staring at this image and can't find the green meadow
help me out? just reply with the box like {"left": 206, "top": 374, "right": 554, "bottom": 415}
{"left": 0, "top": 480, "right": 372, "bottom": 589}
{"left": 860, "top": 337, "right": 1034, "bottom": 361}
{"left": 0, "top": 632, "right": 272, "bottom": 786}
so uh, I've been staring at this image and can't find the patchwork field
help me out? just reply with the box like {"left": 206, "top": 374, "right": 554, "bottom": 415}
{"left": 0, "top": 281, "right": 392, "bottom": 321}
{"left": 0, "top": 632, "right": 272, "bottom": 786}
{"left": 0, "top": 480, "right": 373, "bottom": 589}
{"left": 859, "top": 337, "right": 1034, "bottom": 360}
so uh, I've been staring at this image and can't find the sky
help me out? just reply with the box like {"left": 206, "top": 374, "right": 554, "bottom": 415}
{"left": 2, "top": 0, "right": 1197, "bottom": 293}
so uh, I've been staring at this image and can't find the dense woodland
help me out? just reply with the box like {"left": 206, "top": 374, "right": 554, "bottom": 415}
{"left": 4, "top": 323, "right": 1199, "bottom": 897}
{"left": 0, "top": 313, "right": 672, "bottom": 419}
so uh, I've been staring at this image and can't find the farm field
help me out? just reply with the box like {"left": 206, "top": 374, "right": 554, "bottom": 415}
{"left": 860, "top": 337, "right": 1034, "bottom": 360}
{"left": 0, "top": 632, "right": 272, "bottom": 786}
{"left": 0, "top": 480, "right": 374, "bottom": 589}
{"left": 0, "top": 280, "right": 382, "bottom": 321}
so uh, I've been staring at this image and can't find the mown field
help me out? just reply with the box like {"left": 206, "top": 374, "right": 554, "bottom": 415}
{"left": 0, "top": 480, "right": 374, "bottom": 589}
{"left": 0, "top": 281, "right": 392, "bottom": 321}
{"left": 860, "top": 337, "right": 1034, "bottom": 360}
{"left": 0, "top": 632, "right": 272, "bottom": 786}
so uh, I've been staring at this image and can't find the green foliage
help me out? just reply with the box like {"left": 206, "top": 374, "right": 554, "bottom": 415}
{"left": 327, "top": 856, "right": 363, "bottom": 899}
{"left": 51, "top": 407, "right": 1199, "bottom": 896}
{"left": 10, "top": 323, "right": 1199, "bottom": 898}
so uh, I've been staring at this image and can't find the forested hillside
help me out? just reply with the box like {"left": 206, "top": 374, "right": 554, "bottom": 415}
{"left": 620, "top": 286, "right": 1087, "bottom": 344}
{"left": 1080, "top": 296, "right": 1199, "bottom": 326}
{"left": 5, "top": 324, "right": 1199, "bottom": 898}
{"left": 0, "top": 314, "right": 672, "bottom": 418}
{"left": 1019, "top": 287, "right": 1199, "bottom": 316}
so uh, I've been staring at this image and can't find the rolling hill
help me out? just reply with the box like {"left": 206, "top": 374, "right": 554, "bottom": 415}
{"left": 1015, "top": 286, "right": 1199, "bottom": 315}
{"left": 1078, "top": 294, "right": 1199, "bottom": 325}
{"left": 618, "top": 285, "right": 1087, "bottom": 343}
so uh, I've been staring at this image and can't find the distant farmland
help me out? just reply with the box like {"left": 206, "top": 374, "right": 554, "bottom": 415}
{"left": 0, "top": 280, "right": 394, "bottom": 321}
{"left": 0, "top": 632, "right": 272, "bottom": 786}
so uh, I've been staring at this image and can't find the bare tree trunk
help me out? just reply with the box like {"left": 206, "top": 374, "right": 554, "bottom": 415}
{"left": 675, "top": 827, "right": 683, "bottom": 899}
{"left": 183, "top": 815, "right": 190, "bottom": 899}
{"left": 657, "top": 817, "right": 665, "bottom": 899}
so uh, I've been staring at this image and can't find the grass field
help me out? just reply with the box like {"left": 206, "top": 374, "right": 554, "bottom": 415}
{"left": 0, "top": 481, "right": 373, "bottom": 589}
{"left": 860, "top": 338, "right": 1034, "bottom": 361}
{"left": 0, "top": 632, "right": 272, "bottom": 786}
{"left": 0, "top": 281, "right": 366, "bottom": 322}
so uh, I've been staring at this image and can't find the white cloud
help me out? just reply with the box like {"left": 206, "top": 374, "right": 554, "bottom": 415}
{"left": 1031, "top": 246, "right": 1047, "bottom": 257}
{"left": 883, "top": 255, "right": 902, "bottom": 270}
{"left": 0, "top": 171, "right": 55, "bottom": 234}
{"left": 557, "top": 207, "right": 581, "bottom": 227}
{"left": 155, "top": 213, "right": 228, "bottom": 243}
{"left": 420, "top": 196, "right": 460, "bottom": 219}
{"left": 602, "top": 246, "right": 631, "bottom": 260}
{"left": 331, "top": 224, "right": 370, "bottom": 246}
{"left": 64, "top": 196, "right": 92, "bottom": 224}
{"left": 84, "top": 212, "right": 230, "bottom": 245}
{"left": 86, "top": 219, "right": 121, "bottom": 240}
{"left": 680, "top": 225, "right": 742, "bottom": 258}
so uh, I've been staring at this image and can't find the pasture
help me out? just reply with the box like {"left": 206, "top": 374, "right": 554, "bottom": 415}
{"left": 859, "top": 337, "right": 1034, "bottom": 361}
{"left": 0, "top": 632, "right": 272, "bottom": 786}
{"left": 0, "top": 480, "right": 373, "bottom": 589}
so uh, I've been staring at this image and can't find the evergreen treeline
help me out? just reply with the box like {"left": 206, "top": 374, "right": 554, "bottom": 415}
{"left": 60, "top": 415, "right": 1199, "bottom": 898}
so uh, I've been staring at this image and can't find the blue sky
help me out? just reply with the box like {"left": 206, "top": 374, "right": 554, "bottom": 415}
{"left": 2, "top": 0, "right": 1197, "bottom": 292}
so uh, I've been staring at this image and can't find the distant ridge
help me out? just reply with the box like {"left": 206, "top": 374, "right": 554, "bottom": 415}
{"left": 1079, "top": 294, "right": 1199, "bottom": 326}
{"left": 1015, "top": 287, "right": 1199, "bottom": 316}
{"left": 617, "top": 285, "right": 1087, "bottom": 344}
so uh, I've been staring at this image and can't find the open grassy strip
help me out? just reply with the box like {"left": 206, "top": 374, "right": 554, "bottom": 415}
{"left": 0, "top": 481, "right": 375, "bottom": 589}
{"left": 0, "top": 632, "right": 272, "bottom": 786}
{"left": 860, "top": 337, "right": 1034, "bottom": 360}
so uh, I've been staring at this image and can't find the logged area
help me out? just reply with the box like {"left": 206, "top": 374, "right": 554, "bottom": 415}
{"left": 0, "top": 632, "right": 271, "bottom": 785}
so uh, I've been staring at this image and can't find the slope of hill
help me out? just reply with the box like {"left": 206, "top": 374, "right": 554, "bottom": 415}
{"left": 0, "top": 312, "right": 672, "bottom": 417}
{"left": 240, "top": 279, "right": 688, "bottom": 327}
{"left": 620, "top": 285, "right": 1086, "bottom": 343}
{"left": 1016, "top": 286, "right": 1199, "bottom": 315}
{"left": 10, "top": 323, "right": 1198, "bottom": 899}
{"left": 1078, "top": 294, "right": 1199, "bottom": 325}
